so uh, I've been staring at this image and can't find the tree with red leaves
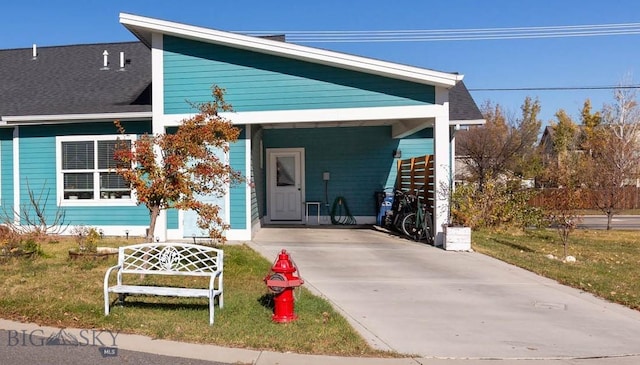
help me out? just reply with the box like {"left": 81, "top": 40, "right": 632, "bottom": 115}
{"left": 114, "top": 86, "right": 243, "bottom": 242}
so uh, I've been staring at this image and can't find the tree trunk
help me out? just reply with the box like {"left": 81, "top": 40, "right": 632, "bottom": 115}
{"left": 147, "top": 205, "right": 161, "bottom": 242}
{"left": 606, "top": 212, "right": 613, "bottom": 231}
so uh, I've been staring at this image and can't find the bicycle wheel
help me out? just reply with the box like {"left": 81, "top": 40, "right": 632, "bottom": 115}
{"left": 423, "top": 210, "right": 435, "bottom": 244}
{"left": 401, "top": 213, "right": 425, "bottom": 241}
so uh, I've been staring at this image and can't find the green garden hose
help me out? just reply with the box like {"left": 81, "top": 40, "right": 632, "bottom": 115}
{"left": 330, "top": 196, "right": 357, "bottom": 225}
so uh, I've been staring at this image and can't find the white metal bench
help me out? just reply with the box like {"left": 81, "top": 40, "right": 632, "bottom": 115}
{"left": 103, "top": 242, "right": 223, "bottom": 325}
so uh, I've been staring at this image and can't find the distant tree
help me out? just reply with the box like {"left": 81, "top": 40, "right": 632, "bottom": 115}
{"left": 457, "top": 97, "right": 542, "bottom": 191}
{"left": 114, "top": 86, "right": 243, "bottom": 242}
{"left": 581, "top": 88, "right": 640, "bottom": 229}
{"left": 540, "top": 149, "right": 585, "bottom": 259}
{"left": 513, "top": 97, "right": 544, "bottom": 180}
{"left": 541, "top": 186, "right": 583, "bottom": 260}
{"left": 550, "top": 109, "right": 579, "bottom": 155}
{"left": 536, "top": 108, "right": 587, "bottom": 258}
{"left": 580, "top": 99, "right": 602, "bottom": 150}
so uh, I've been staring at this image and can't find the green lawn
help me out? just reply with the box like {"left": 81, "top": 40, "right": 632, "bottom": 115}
{"left": 0, "top": 238, "right": 393, "bottom": 357}
{"left": 472, "top": 229, "right": 640, "bottom": 311}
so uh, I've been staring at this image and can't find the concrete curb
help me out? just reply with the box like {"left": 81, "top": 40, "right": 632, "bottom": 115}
{"left": 3, "top": 319, "right": 640, "bottom": 364}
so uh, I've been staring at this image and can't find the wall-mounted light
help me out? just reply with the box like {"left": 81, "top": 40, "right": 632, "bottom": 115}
{"left": 393, "top": 149, "right": 402, "bottom": 158}
{"left": 125, "top": 230, "right": 129, "bottom": 240}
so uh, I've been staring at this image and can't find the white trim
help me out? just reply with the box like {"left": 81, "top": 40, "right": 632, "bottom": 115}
{"left": 244, "top": 125, "right": 252, "bottom": 233}
{"left": 151, "top": 32, "right": 167, "bottom": 241}
{"left": 1, "top": 112, "right": 152, "bottom": 124}
{"left": 391, "top": 118, "right": 435, "bottom": 139}
{"left": 152, "top": 33, "right": 165, "bottom": 120}
{"left": 12, "top": 127, "right": 20, "bottom": 224}
{"left": 160, "top": 104, "right": 447, "bottom": 127}
{"left": 62, "top": 225, "right": 148, "bottom": 238}
{"left": 167, "top": 228, "right": 181, "bottom": 240}
{"left": 227, "top": 127, "right": 251, "bottom": 248}
{"left": 449, "top": 119, "right": 485, "bottom": 126}
{"left": 119, "top": 13, "right": 462, "bottom": 88}
{"left": 55, "top": 134, "right": 137, "bottom": 207}
{"left": 226, "top": 228, "right": 251, "bottom": 241}
{"left": 433, "top": 87, "right": 450, "bottom": 247}
{"left": 176, "top": 209, "right": 184, "bottom": 239}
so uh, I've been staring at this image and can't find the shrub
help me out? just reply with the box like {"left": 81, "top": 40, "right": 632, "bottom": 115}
{"left": 71, "top": 226, "right": 101, "bottom": 253}
{"left": 450, "top": 179, "right": 544, "bottom": 230}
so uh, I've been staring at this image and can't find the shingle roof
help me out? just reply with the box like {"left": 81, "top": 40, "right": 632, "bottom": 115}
{"left": 449, "top": 81, "right": 483, "bottom": 122}
{"left": 0, "top": 39, "right": 481, "bottom": 122}
{"left": 0, "top": 42, "right": 151, "bottom": 117}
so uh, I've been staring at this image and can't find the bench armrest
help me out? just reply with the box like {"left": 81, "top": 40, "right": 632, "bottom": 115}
{"left": 208, "top": 270, "right": 223, "bottom": 292}
{"left": 104, "top": 264, "right": 121, "bottom": 316}
{"left": 104, "top": 265, "right": 121, "bottom": 291}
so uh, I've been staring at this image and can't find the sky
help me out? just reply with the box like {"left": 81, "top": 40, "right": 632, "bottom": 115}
{"left": 2, "top": 0, "right": 640, "bottom": 125}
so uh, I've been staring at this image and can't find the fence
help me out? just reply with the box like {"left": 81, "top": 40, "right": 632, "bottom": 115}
{"left": 395, "top": 155, "right": 435, "bottom": 210}
{"left": 529, "top": 186, "right": 640, "bottom": 210}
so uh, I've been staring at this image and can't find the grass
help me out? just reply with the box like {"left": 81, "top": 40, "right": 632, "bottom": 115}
{"left": 0, "top": 237, "right": 391, "bottom": 357}
{"left": 472, "top": 228, "right": 640, "bottom": 311}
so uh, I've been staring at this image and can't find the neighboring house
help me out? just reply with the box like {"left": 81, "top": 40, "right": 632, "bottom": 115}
{"left": 538, "top": 125, "right": 584, "bottom": 159}
{"left": 0, "top": 13, "right": 482, "bottom": 245}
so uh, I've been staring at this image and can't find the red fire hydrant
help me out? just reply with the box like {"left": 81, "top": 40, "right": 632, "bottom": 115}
{"left": 264, "top": 249, "right": 304, "bottom": 323}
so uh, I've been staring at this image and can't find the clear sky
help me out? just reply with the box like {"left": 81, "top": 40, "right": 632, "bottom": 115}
{"left": 3, "top": 0, "right": 640, "bottom": 124}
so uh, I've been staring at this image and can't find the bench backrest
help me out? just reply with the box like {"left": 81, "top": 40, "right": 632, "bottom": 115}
{"left": 118, "top": 243, "right": 222, "bottom": 276}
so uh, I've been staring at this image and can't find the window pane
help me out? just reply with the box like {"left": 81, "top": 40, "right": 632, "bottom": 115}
{"left": 276, "top": 156, "right": 296, "bottom": 186}
{"left": 64, "top": 173, "right": 93, "bottom": 190}
{"left": 62, "top": 141, "right": 94, "bottom": 170}
{"left": 100, "top": 172, "right": 130, "bottom": 199}
{"left": 100, "top": 172, "right": 128, "bottom": 189}
{"left": 63, "top": 173, "right": 93, "bottom": 199}
{"left": 98, "top": 140, "right": 130, "bottom": 169}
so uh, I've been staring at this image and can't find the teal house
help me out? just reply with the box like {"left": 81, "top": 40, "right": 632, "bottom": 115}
{"left": 0, "top": 14, "right": 482, "bottom": 244}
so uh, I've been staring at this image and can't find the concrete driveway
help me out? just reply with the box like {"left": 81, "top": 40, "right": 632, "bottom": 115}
{"left": 249, "top": 227, "right": 640, "bottom": 360}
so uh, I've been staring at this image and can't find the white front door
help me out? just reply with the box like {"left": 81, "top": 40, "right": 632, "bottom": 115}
{"left": 268, "top": 148, "right": 304, "bottom": 221}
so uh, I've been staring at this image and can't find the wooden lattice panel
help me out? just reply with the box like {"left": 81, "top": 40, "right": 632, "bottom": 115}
{"left": 396, "top": 155, "right": 435, "bottom": 209}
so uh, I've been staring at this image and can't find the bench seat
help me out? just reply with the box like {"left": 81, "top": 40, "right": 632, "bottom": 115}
{"left": 108, "top": 285, "right": 213, "bottom": 298}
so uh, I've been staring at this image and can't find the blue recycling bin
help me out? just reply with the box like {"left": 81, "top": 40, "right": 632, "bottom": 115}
{"left": 376, "top": 191, "right": 394, "bottom": 226}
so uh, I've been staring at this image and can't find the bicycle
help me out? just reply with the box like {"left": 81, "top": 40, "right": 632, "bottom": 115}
{"left": 383, "top": 189, "right": 417, "bottom": 232}
{"left": 401, "top": 192, "right": 434, "bottom": 244}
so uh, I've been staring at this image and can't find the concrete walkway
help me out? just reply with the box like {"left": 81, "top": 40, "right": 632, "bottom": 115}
{"left": 249, "top": 227, "right": 640, "bottom": 360}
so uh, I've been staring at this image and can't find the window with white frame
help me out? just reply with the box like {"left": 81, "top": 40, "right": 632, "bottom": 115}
{"left": 58, "top": 136, "right": 133, "bottom": 201}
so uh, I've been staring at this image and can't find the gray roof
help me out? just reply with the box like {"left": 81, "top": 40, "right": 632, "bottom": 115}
{"left": 0, "top": 42, "right": 151, "bottom": 117}
{"left": 0, "top": 40, "right": 481, "bottom": 122}
{"left": 449, "top": 81, "right": 483, "bottom": 121}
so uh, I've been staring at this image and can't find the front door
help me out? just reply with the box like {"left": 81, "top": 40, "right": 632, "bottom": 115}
{"left": 268, "top": 148, "right": 304, "bottom": 221}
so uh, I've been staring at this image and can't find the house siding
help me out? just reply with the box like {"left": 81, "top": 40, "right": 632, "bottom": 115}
{"left": 162, "top": 36, "right": 435, "bottom": 114}
{"left": 0, "top": 128, "right": 13, "bottom": 211}
{"left": 263, "top": 126, "right": 433, "bottom": 217}
{"left": 250, "top": 126, "right": 264, "bottom": 224}
{"left": 229, "top": 128, "right": 247, "bottom": 229}
{"left": 18, "top": 121, "right": 154, "bottom": 227}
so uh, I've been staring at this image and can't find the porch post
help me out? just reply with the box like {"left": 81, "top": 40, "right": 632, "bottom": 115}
{"left": 151, "top": 32, "right": 167, "bottom": 242}
{"left": 433, "top": 86, "right": 451, "bottom": 246}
